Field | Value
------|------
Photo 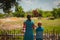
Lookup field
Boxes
[0,17,60,33]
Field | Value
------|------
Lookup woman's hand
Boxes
[21,28,26,33]
[33,25,36,29]
[22,22,26,33]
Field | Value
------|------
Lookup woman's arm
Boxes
[33,24,36,29]
[22,22,26,33]
[32,21,36,29]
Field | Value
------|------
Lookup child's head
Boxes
[38,22,42,27]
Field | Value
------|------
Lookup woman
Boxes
[23,15,35,40]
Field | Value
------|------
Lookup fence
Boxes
[0,29,60,40]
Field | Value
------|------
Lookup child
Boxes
[36,22,44,40]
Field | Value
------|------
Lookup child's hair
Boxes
[38,22,42,26]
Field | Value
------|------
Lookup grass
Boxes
[0,17,60,33]
[33,18,60,33]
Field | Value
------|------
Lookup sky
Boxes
[0,0,60,13]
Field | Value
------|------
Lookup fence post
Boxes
[58,33,60,40]
[52,28,55,40]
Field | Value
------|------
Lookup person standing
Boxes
[23,14,35,40]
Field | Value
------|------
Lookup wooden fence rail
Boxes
[0,33,60,40]
[0,30,60,40]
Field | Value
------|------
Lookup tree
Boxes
[37,9,43,17]
[0,0,22,17]
[0,0,16,13]
[52,8,57,18]
[32,9,39,17]
[13,6,25,17]
[52,8,60,18]
[57,8,60,17]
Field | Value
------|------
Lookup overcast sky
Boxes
[0,0,60,13]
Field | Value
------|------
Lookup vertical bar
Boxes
[14,29,15,40]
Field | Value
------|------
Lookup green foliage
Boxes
[0,3,60,18]
[13,6,25,17]
[52,8,60,18]
[0,13,5,18]
[43,11,52,17]
[37,9,43,15]
[0,0,16,13]
[57,8,60,17]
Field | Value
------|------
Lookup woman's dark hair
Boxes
[27,15,31,21]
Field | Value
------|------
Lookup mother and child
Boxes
[22,14,44,40]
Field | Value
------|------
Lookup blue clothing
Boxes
[24,20,34,40]
[36,27,44,40]
[36,38,43,40]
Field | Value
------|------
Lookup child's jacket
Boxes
[36,27,44,39]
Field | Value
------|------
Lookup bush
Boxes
[12,12,25,17]
[0,13,5,18]
[43,12,52,17]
